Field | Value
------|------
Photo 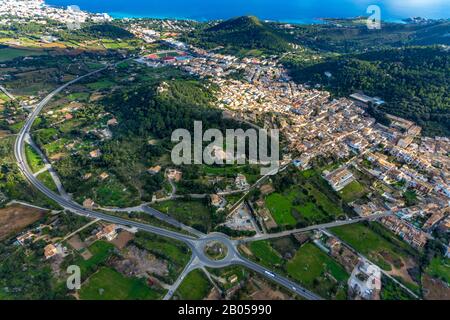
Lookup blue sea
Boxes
[46,0,450,23]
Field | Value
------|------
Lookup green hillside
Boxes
[287,20,450,53]
[81,24,134,39]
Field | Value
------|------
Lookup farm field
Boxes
[79,267,162,300]
[152,199,212,233]
[249,240,283,268]
[208,265,295,300]
[174,269,212,300]
[91,178,140,208]
[244,237,348,299]
[265,192,297,226]
[0,204,47,240]
[286,243,349,300]
[266,183,346,227]
[0,136,60,209]
[331,223,417,270]
[0,93,9,103]
[86,80,115,91]
[426,257,450,284]
[339,180,367,203]
[0,47,46,62]
[25,145,45,173]
[74,240,115,277]
[264,168,351,228]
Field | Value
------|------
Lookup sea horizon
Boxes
[108,11,331,25]
[46,0,450,24]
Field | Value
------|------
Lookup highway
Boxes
[236,257,323,300]
[0,84,16,100]
[12,63,322,301]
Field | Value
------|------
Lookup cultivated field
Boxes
[0,204,47,240]
[79,267,163,300]
[174,269,212,300]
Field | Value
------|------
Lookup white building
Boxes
[348,260,382,300]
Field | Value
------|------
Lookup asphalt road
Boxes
[239,212,393,243]
[0,85,15,100]
[12,63,322,301]
[236,258,323,300]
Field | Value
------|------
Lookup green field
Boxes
[67,92,90,102]
[265,192,297,225]
[0,93,9,102]
[202,164,260,184]
[93,178,140,208]
[266,184,345,227]
[249,240,283,268]
[37,171,58,192]
[152,199,212,233]
[86,80,115,91]
[25,145,45,173]
[74,241,115,277]
[0,47,45,62]
[79,267,162,300]
[175,269,212,300]
[331,223,417,273]
[43,138,69,154]
[381,275,416,300]
[339,180,367,203]
[244,238,349,299]
[265,169,348,227]
[426,257,450,284]
[286,243,349,299]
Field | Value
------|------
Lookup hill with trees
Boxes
[184,16,291,55]
[81,24,134,39]
[284,19,450,54]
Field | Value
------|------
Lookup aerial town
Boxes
[134,31,449,254]
[0,0,112,25]
[0,0,448,306]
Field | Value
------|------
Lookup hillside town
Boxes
[0,0,112,25]
[135,35,450,252]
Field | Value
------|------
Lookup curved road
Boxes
[12,64,322,300]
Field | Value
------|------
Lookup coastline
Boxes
[109,12,410,25]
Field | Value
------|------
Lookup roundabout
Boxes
[203,240,228,261]
[187,233,241,268]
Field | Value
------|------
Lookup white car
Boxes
[264,270,275,278]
